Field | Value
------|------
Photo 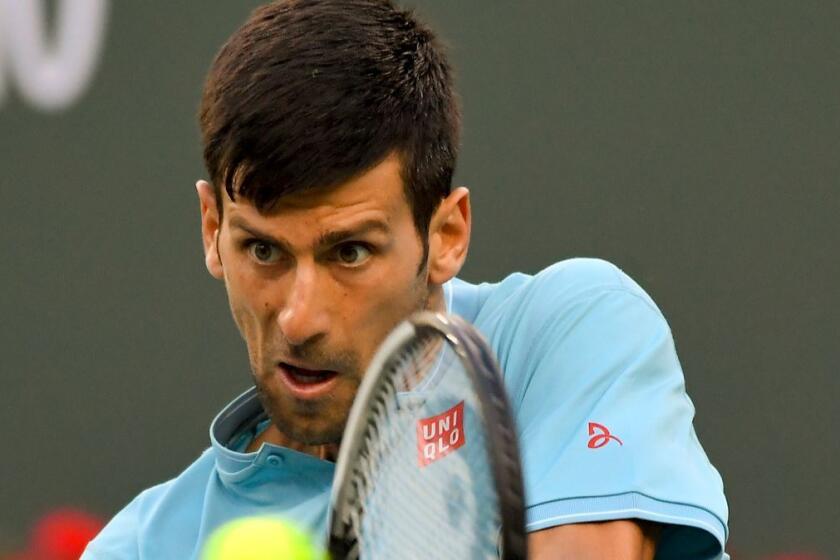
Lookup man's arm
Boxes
[488,259,727,557]
[528,520,661,560]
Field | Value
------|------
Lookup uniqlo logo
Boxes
[416,401,465,467]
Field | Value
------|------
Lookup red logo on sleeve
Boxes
[417,401,466,467]
[587,422,623,448]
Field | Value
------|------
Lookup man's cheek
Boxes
[229,299,263,352]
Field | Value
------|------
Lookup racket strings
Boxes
[336,334,503,559]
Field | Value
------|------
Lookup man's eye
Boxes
[336,243,372,266]
[247,241,281,263]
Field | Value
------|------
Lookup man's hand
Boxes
[528,519,661,560]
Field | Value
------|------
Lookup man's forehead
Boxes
[222,154,408,220]
[223,195,395,236]
[221,157,411,238]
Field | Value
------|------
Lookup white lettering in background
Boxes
[0,0,108,111]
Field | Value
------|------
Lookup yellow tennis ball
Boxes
[201,516,327,560]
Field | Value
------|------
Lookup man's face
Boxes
[212,155,433,445]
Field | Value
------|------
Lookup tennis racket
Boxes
[327,312,527,560]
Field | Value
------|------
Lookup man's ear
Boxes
[196,180,224,280]
[427,187,471,285]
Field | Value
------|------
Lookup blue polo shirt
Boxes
[83,258,728,559]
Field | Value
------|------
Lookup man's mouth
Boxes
[277,362,339,399]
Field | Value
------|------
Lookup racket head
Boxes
[327,312,527,560]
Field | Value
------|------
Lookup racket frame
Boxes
[327,311,528,560]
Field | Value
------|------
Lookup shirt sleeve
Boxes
[492,260,729,559]
[80,493,142,560]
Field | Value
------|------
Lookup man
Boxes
[84,0,728,558]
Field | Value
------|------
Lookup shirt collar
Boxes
[209,386,334,485]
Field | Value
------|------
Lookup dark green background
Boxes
[2,2,837,557]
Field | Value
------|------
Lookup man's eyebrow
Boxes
[228,216,390,249]
[317,219,391,248]
[228,216,291,251]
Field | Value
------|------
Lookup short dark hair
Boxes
[199,0,460,240]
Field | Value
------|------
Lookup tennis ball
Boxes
[202,516,327,560]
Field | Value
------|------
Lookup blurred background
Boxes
[1,1,837,558]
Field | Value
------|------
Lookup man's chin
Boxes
[253,373,354,445]
[273,415,346,446]
[265,396,348,445]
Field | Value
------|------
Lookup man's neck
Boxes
[426,283,446,315]
[245,425,340,461]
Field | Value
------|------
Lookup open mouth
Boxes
[277,362,339,398]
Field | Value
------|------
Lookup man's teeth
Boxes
[287,366,331,380]
[294,370,324,378]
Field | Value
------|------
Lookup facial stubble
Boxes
[255,263,431,447]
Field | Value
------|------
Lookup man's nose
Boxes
[277,264,330,347]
